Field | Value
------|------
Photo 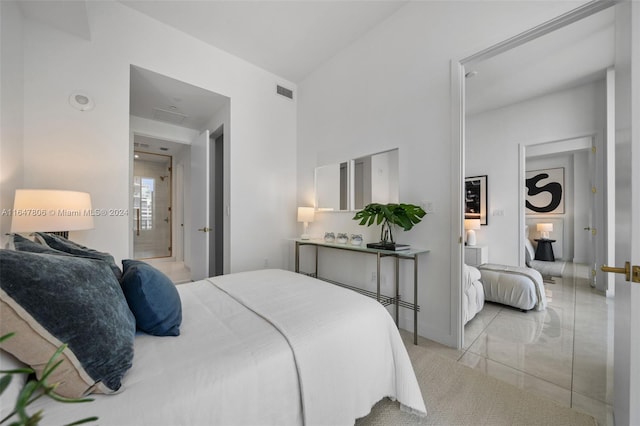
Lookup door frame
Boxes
[518,135,604,284]
[132,149,173,260]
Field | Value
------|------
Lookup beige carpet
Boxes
[356,342,596,426]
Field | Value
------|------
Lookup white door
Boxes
[610,2,639,424]
[190,130,210,281]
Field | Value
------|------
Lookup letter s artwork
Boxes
[525,168,565,214]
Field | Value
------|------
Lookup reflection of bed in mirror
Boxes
[463,264,485,324]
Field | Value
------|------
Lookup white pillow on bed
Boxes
[525,238,536,266]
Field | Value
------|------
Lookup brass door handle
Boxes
[601,262,640,283]
[198,227,212,232]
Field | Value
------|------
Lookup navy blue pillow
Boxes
[0,249,135,397]
[121,260,182,336]
[12,234,72,256]
[35,232,122,281]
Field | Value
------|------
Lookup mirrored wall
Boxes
[315,148,399,211]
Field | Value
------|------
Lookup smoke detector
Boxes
[69,91,95,111]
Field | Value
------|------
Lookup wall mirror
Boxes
[315,162,349,211]
[315,148,399,211]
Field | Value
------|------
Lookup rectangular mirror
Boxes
[353,149,399,210]
[315,162,349,211]
[314,148,399,211]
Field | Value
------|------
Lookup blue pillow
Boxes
[35,232,122,281]
[0,249,135,397]
[121,260,182,336]
[12,233,71,256]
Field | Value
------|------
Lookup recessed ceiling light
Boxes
[69,91,95,111]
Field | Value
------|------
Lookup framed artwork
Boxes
[465,175,487,225]
[525,167,565,214]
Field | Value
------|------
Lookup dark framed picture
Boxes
[465,175,487,225]
[525,167,564,214]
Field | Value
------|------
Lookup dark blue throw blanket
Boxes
[0,249,135,394]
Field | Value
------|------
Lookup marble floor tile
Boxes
[466,311,574,389]
[143,259,192,284]
[426,262,613,423]
[458,351,572,407]
[572,392,614,426]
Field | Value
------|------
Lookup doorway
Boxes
[209,130,224,277]
[129,65,231,281]
[133,151,172,259]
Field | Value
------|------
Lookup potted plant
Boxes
[352,203,426,249]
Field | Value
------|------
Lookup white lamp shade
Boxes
[537,222,553,239]
[297,207,315,223]
[10,189,94,233]
[464,219,481,230]
[536,223,553,233]
[464,219,481,246]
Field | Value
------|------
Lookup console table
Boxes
[294,239,429,345]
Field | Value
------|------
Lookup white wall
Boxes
[15,1,297,271]
[467,80,606,266]
[0,1,24,241]
[297,1,584,346]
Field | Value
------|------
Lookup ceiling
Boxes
[465,6,615,115]
[17,1,615,120]
[130,66,229,131]
[119,0,409,83]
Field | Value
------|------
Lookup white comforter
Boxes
[33,269,426,425]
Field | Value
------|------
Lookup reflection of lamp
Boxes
[537,223,553,239]
[464,219,481,246]
[11,189,94,239]
[297,207,315,240]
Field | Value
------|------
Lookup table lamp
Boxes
[11,189,94,239]
[464,219,481,246]
[297,207,315,240]
[537,223,553,239]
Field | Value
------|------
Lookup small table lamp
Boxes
[464,219,481,246]
[537,223,553,239]
[297,207,315,240]
[11,189,94,239]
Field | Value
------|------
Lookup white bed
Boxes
[463,264,484,324]
[478,264,547,311]
[29,269,426,425]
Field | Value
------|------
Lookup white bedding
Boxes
[32,269,425,425]
[478,264,547,311]
[462,264,484,324]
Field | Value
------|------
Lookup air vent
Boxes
[276,85,294,100]
[152,107,187,125]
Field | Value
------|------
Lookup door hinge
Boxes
[592,146,596,154]
[592,228,597,236]
[592,186,597,194]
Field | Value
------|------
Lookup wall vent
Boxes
[276,85,294,100]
